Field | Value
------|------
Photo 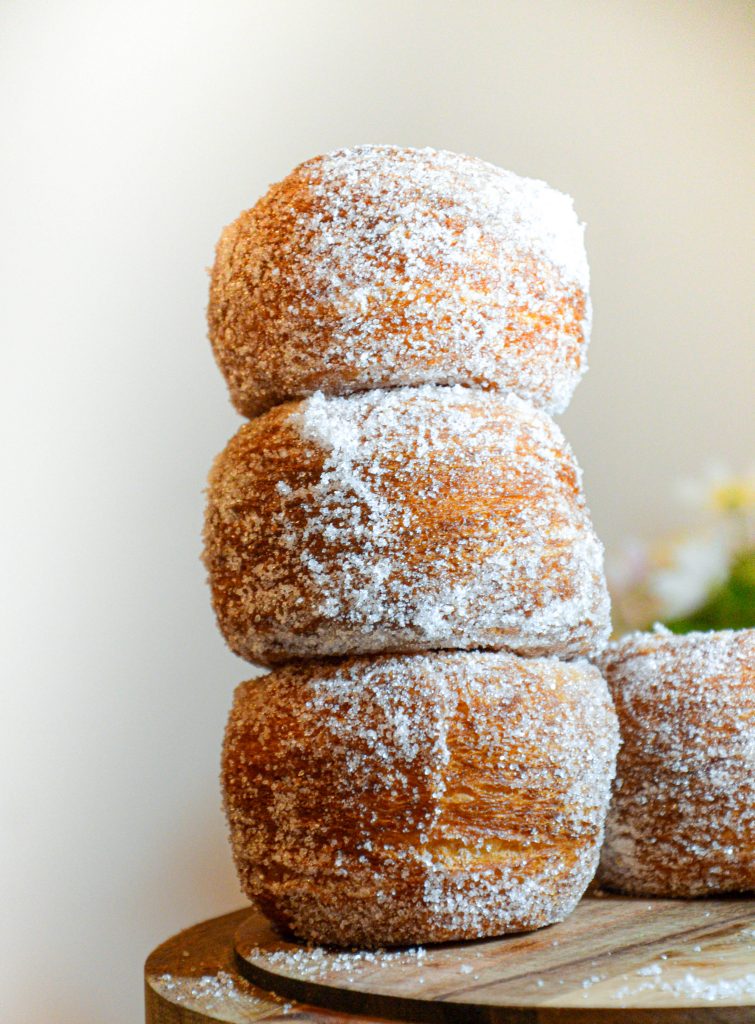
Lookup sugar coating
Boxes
[153,970,293,1015]
[203,385,611,666]
[208,145,591,418]
[598,626,754,897]
[222,649,619,947]
[245,944,433,984]
[611,969,755,1004]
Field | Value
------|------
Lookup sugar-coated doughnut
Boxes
[208,145,590,418]
[203,385,610,666]
[222,650,619,947]
[598,627,754,897]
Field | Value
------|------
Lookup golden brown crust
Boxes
[222,650,619,947]
[202,386,610,666]
[208,146,591,418]
[597,627,755,897]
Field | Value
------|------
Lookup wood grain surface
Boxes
[144,907,390,1023]
[234,896,755,1023]
[145,897,755,1024]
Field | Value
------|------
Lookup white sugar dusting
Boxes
[222,650,618,946]
[209,145,591,417]
[294,145,589,293]
[153,970,293,1014]
[246,943,430,983]
[204,385,611,666]
[598,628,755,896]
[611,967,755,1004]
[637,962,663,976]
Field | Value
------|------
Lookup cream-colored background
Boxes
[2,2,753,1021]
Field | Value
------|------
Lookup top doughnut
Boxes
[208,145,591,418]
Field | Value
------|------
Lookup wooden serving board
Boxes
[145,897,755,1024]
[144,907,388,1023]
[234,895,755,1023]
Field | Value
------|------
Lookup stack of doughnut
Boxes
[203,145,622,947]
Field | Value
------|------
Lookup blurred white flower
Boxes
[677,463,755,518]
[647,532,730,619]
[606,538,649,592]
[609,463,754,634]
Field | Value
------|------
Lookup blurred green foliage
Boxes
[664,550,755,634]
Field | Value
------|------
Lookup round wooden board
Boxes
[144,907,390,1023]
[233,895,755,1023]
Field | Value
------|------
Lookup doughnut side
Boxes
[208,145,590,418]
[598,627,755,897]
[202,385,611,665]
[221,650,619,947]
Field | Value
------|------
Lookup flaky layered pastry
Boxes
[222,650,619,947]
[598,627,754,897]
[208,145,591,418]
[203,385,610,665]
